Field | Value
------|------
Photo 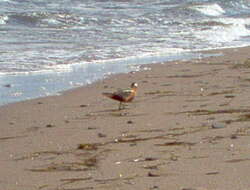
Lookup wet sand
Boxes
[1,46,250,190]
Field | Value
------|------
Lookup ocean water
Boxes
[0,0,250,105]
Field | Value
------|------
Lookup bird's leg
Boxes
[119,102,122,110]
[119,102,126,110]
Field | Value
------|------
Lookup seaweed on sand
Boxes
[60,177,93,185]
[155,141,196,147]
[207,90,234,96]
[0,135,27,141]
[232,58,250,69]
[28,157,98,172]
[180,109,250,116]
[77,143,100,151]
[113,134,170,144]
[225,158,250,163]
[144,90,174,95]
[14,150,72,161]
[225,113,250,124]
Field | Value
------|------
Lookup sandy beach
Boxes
[1,46,250,190]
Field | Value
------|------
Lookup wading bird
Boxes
[102,82,138,110]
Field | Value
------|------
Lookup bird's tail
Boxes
[102,92,114,98]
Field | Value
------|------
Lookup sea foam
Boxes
[194,17,250,44]
[0,15,8,24]
[191,3,225,16]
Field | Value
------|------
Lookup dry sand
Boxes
[1,46,250,190]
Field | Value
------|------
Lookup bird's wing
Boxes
[115,88,133,98]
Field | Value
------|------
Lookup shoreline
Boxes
[0,44,243,107]
[0,49,205,107]
[1,46,250,190]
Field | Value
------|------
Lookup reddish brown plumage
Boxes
[102,82,138,110]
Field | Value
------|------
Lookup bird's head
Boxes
[131,82,138,89]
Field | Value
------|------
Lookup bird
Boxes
[102,82,138,110]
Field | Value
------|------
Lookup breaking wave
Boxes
[190,3,225,17]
